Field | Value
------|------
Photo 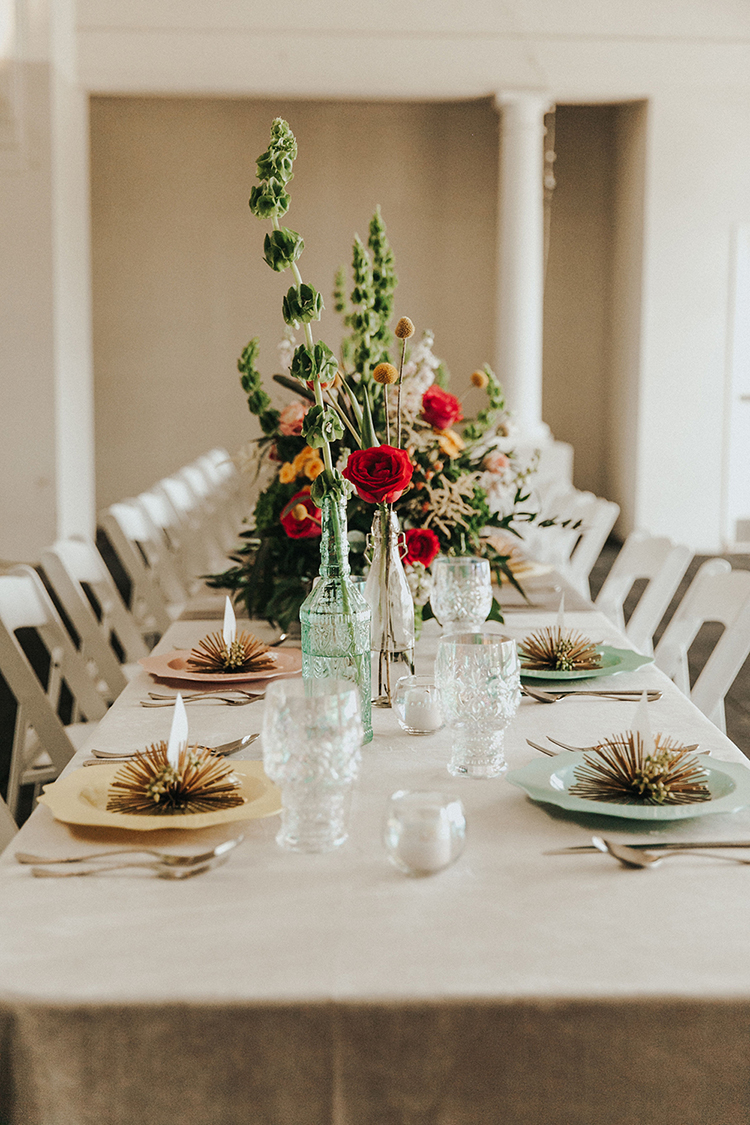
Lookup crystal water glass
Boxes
[393,675,444,735]
[435,632,521,778]
[430,556,493,633]
[384,790,466,876]
[262,678,363,852]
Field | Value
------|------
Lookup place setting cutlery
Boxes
[546,836,750,856]
[141,689,265,707]
[82,733,260,766]
[16,835,244,878]
[525,736,700,758]
[523,686,662,704]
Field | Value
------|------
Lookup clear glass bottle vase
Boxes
[300,493,373,743]
[364,504,416,705]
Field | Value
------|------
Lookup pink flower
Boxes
[484,450,510,474]
[278,400,309,437]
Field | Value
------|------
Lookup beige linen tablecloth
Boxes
[2,602,750,1125]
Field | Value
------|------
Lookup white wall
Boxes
[0,0,94,562]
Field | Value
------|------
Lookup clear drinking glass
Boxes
[384,790,466,876]
[430,556,493,634]
[393,675,444,735]
[262,678,363,852]
[434,632,521,778]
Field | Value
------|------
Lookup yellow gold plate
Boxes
[38,760,281,831]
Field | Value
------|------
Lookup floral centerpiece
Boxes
[209,118,548,639]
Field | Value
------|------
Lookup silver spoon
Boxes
[17,835,244,867]
[592,837,750,869]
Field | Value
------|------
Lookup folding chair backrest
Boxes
[654,559,750,731]
[98,502,176,636]
[565,493,620,599]
[42,538,148,688]
[595,531,693,654]
[0,569,106,816]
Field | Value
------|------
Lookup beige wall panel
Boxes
[543,104,616,499]
[90,97,499,509]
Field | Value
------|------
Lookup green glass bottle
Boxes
[300,493,373,743]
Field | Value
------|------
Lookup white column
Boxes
[494,91,553,440]
[0,0,95,561]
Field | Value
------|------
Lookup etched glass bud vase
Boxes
[300,493,373,743]
[364,504,416,705]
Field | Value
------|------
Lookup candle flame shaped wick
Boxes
[222,596,237,648]
[166,693,188,770]
[633,690,656,756]
[556,592,565,633]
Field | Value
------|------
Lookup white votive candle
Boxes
[403,688,442,733]
[396,811,453,874]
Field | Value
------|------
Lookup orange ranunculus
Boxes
[304,455,325,480]
[437,429,465,459]
[279,462,297,484]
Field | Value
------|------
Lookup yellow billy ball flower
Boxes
[304,456,325,480]
[471,369,489,389]
[373,362,399,385]
[291,504,309,521]
[394,317,415,339]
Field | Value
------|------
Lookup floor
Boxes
[588,542,750,759]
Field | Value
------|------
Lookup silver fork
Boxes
[141,695,263,707]
[546,736,700,754]
[523,686,662,703]
[592,837,750,869]
[31,858,230,879]
[16,835,243,867]
[147,689,263,701]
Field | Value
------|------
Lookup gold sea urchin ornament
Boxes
[187,630,276,675]
[569,734,711,806]
[518,626,602,672]
[107,742,247,815]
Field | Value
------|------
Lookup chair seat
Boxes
[22,721,97,782]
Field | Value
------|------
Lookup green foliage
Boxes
[368,207,397,360]
[255,119,297,183]
[249,180,290,220]
[263,228,304,271]
[302,404,344,448]
[290,341,338,385]
[282,283,323,327]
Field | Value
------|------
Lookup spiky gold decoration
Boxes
[569,734,710,806]
[107,742,247,815]
[518,626,602,672]
[187,630,276,674]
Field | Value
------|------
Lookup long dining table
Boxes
[2,575,750,1125]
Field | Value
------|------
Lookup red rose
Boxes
[403,528,440,568]
[421,384,463,431]
[342,445,413,505]
[280,490,322,539]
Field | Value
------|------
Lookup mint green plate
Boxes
[520,644,654,681]
[506,752,750,821]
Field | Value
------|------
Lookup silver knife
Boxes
[547,839,750,854]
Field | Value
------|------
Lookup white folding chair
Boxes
[0,568,108,818]
[98,501,182,637]
[595,531,693,655]
[654,558,750,732]
[41,537,149,694]
[527,486,620,599]
[0,793,18,852]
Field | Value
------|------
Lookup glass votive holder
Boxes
[393,675,444,735]
[384,790,466,876]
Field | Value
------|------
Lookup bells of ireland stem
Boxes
[363,504,416,706]
[300,493,373,744]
